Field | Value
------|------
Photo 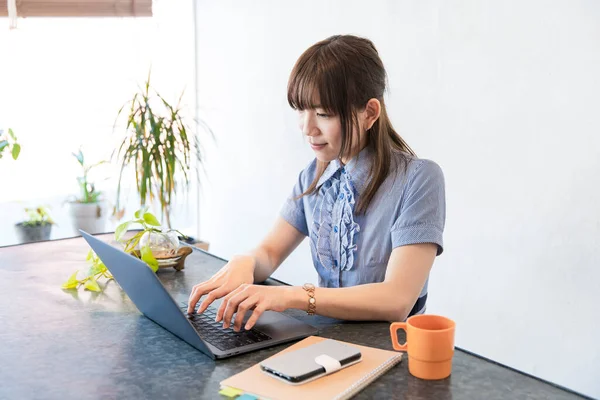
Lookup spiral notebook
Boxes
[220,336,403,400]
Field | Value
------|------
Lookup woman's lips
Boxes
[310,143,327,150]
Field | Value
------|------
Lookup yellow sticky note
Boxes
[219,387,244,398]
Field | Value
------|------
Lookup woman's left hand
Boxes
[216,284,294,331]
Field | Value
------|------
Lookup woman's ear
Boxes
[363,98,381,131]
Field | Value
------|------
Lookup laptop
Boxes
[80,230,318,360]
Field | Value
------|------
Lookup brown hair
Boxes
[287,34,415,215]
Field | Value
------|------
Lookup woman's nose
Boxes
[301,112,318,137]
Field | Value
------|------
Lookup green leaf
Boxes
[84,276,101,292]
[72,149,84,166]
[86,250,94,261]
[143,212,161,227]
[134,206,149,219]
[88,261,106,277]
[8,128,16,141]
[11,143,21,160]
[0,140,8,152]
[89,191,102,203]
[115,221,131,241]
[140,245,159,272]
[61,270,80,289]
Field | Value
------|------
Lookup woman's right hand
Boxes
[186,254,256,314]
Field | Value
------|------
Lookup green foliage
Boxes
[140,244,159,273]
[0,128,21,160]
[116,207,188,272]
[112,73,207,229]
[115,206,160,273]
[62,207,189,292]
[61,250,113,292]
[72,148,107,204]
[22,206,55,227]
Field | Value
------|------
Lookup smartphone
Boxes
[259,339,362,385]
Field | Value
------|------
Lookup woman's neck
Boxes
[340,137,370,165]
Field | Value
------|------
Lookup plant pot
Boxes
[14,222,52,243]
[140,230,180,258]
[126,230,189,271]
[69,201,108,235]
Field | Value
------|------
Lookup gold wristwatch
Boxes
[302,283,316,315]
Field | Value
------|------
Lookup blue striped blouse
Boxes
[280,145,446,316]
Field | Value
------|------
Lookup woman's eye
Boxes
[316,113,330,118]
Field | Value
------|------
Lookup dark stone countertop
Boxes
[0,234,588,400]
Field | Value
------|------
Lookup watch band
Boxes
[302,283,316,315]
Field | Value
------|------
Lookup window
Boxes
[0,1,198,245]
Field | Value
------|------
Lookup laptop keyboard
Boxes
[181,305,272,351]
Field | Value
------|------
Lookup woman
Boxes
[187,34,445,332]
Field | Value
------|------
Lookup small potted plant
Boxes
[68,148,108,234]
[14,206,56,243]
[115,207,192,271]
[61,207,192,292]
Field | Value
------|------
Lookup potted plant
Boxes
[0,128,21,160]
[14,206,56,243]
[113,74,210,250]
[67,148,109,234]
[61,207,193,292]
[115,206,192,271]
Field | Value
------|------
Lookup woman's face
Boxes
[298,106,367,164]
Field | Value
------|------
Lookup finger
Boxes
[244,305,266,331]
[216,283,248,322]
[187,269,229,312]
[233,296,259,332]
[216,287,240,322]
[187,282,215,313]
[198,287,229,314]
[223,289,250,329]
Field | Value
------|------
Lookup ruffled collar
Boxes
[316,145,374,194]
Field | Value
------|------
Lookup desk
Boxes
[0,234,586,400]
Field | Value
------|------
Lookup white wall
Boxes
[194,1,600,397]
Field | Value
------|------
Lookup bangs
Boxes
[287,47,340,114]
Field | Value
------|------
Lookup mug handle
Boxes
[390,322,408,351]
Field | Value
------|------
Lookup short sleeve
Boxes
[280,169,310,236]
[390,159,446,255]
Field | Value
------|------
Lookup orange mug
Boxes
[390,314,456,380]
